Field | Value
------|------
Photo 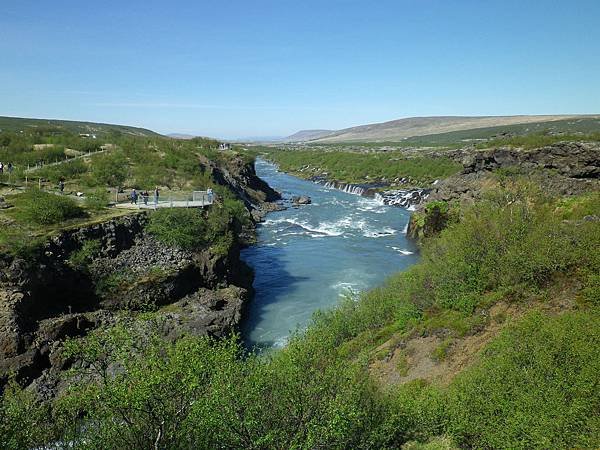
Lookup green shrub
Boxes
[479,131,600,149]
[85,188,110,210]
[36,158,88,182]
[147,208,207,249]
[68,239,102,270]
[13,189,84,225]
[95,269,135,298]
[89,151,128,187]
[579,272,600,307]
[447,311,600,449]
[46,319,398,449]
[0,381,55,449]
[0,228,44,259]
[431,338,453,362]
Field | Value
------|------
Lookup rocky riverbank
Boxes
[0,155,281,397]
[407,141,600,239]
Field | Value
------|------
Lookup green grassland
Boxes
[0,118,251,257]
[260,148,462,186]
[0,115,161,138]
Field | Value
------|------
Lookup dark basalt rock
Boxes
[0,156,278,396]
[407,142,600,242]
[462,142,600,179]
[291,195,312,206]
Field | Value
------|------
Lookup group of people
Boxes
[0,162,14,174]
[130,187,160,205]
[129,187,214,206]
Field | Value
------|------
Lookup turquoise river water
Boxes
[241,159,419,349]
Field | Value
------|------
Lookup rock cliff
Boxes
[0,155,279,395]
[407,142,600,240]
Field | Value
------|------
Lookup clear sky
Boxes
[1,0,599,138]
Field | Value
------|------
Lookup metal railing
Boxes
[119,190,214,209]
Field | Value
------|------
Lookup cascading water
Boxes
[241,159,420,350]
[375,189,430,209]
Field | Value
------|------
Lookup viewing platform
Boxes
[114,190,214,210]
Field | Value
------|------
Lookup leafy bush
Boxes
[35,158,88,182]
[447,311,600,449]
[84,187,110,210]
[43,320,398,449]
[12,189,84,225]
[89,151,128,187]
[147,208,207,249]
[94,269,136,298]
[68,239,102,270]
[0,381,55,449]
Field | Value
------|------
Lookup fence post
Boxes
[38,178,41,189]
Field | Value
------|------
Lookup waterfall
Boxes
[341,184,365,195]
[376,189,430,209]
[319,178,427,208]
[321,180,364,196]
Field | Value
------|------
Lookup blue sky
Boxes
[1,0,599,138]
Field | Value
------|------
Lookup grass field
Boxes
[0,115,161,138]
[260,148,462,186]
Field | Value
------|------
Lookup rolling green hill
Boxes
[0,116,162,138]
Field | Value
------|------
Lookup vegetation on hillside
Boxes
[0,123,252,256]
[477,131,600,149]
[147,198,250,252]
[0,115,160,138]
[10,189,84,225]
[2,181,598,448]
[262,149,462,186]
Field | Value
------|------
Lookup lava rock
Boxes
[291,195,312,205]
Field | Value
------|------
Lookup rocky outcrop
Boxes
[461,142,600,178]
[291,195,311,206]
[0,213,253,393]
[426,142,599,206]
[407,142,600,241]
[0,156,278,394]
[407,202,453,240]
[160,286,248,340]
[199,154,281,220]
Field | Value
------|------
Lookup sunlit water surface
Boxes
[241,159,419,349]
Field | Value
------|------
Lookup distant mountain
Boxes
[284,129,335,142]
[289,115,597,143]
[167,133,196,139]
[232,136,286,143]
[0,116,161,138]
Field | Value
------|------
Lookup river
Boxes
[241,159,419,349]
